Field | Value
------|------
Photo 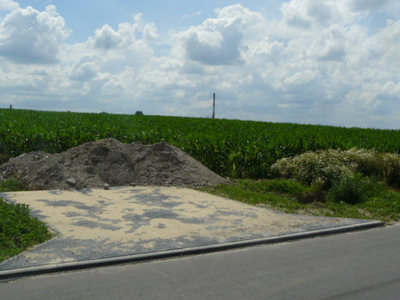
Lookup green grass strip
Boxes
[199,179,400,224]
[0,180,54,263]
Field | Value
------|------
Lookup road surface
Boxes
[1,225,399,300]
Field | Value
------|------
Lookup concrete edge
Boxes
[0,220,385,281]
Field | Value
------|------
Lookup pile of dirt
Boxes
[0,138,231,190]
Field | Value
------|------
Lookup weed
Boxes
[0,178,27,192]
[328,173,385,205]
[0,180,53,263]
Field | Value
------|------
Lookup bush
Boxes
[271,148,400,189]
[382,153,400,187]
[339,148,383,178]
[270,150,352,189]
[328,173,385,205]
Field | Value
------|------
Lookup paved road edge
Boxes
[0,220,385,281]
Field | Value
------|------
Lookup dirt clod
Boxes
[0,138,231,190]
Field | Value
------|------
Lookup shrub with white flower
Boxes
[271,148,400,189]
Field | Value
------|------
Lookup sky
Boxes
[1,0,400,129]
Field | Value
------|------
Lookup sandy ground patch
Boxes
[0,186,371,271]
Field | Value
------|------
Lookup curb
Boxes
[0,220,385,281]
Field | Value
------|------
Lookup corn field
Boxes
[1,108,400,179]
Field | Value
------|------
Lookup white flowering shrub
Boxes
[271,148,400,189]
[381,153,400,187]
[270,150,352,189]
[339,148,384,178]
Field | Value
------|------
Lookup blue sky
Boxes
[1,0,400,129]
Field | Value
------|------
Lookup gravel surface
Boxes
[0,138,231,190]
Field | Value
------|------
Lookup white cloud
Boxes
[280,0,364,29]
[349,0,389,12]
[71,59,98,82]
[143,22,159,41]
[0,0,19,11]
[0,5,70,64]
[93,24,122,50]
[370,20,400,68]
[312,26,347,62]
[184,27,243,65]
[179,4,264,66]
[91,13,159,52]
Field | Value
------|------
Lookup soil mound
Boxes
[0,138,231,190]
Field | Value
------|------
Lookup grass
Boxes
[199,179,400,224]
[0,179,54,263]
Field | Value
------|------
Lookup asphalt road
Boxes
[1,225,399,300]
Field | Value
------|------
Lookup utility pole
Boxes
[212,93,216,119]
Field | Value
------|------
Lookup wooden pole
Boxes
[212,93,215,119]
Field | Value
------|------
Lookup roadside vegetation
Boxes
[200,149,400,224]
[0,179,54,263]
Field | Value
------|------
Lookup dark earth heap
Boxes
[0,138,230,190]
